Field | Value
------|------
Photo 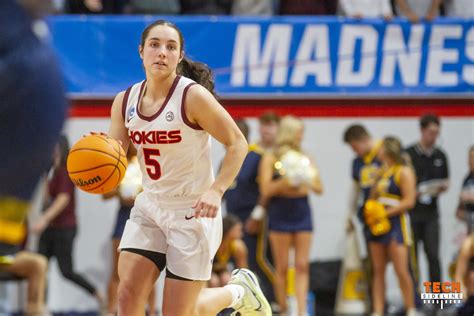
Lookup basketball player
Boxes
[0,2,66,314]
[366,137,417,316]
[107,20,271,315]
[259,116,323,316]
[223,112,279,305]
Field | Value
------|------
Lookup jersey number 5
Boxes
[143,148,161,180]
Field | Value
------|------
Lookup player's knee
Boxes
[195,300,212,316]
[34,255,48,274]
[26,254,48,277]
[294,260,309,274]
[117,280,140,306]
[275,264,288,276]
[372,263,385,276]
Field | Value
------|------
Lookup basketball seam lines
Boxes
[96,135,121,156]
[68,163,119,174]
[69,148,127,169]
[79,161,122,193]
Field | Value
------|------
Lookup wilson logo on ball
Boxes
[72,176,102,187]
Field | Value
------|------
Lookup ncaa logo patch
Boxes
[166,111,174,122]
[127,106,136,122]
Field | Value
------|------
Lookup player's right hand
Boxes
[83,132,123,147]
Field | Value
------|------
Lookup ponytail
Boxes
[177,57,217,97]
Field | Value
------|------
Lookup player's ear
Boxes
[179,51,184,63]
[139,45,143,59]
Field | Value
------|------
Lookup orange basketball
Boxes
[67,134,127,194]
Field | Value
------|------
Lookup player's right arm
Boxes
[109,91,130,154]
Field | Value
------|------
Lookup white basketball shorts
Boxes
[119,192,223,281]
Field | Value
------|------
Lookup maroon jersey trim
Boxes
[181,83,203,130]
[137,76,181,122]
[121,86,132,122]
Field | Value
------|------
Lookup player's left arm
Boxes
[186,85,248,218]
[386,166,416,217]
[233,239,249,269]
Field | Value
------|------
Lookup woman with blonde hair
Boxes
[365,136,417,316]
[259,116,323,315]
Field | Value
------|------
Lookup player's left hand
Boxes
[193,189,221,218]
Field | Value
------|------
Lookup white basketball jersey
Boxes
[123,76,214,200]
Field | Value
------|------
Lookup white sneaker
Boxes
[228,268,272,316]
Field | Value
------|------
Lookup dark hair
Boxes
[259,111,280,124]
[57,134,70,168]
[420,113,440,129]
[223,214,241,237]
[140,20,216,97]
[235,119,249,141]
[343,124,370,143]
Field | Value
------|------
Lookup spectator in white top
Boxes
[395,0,442,23]
[232,0,273,15]
[340,0,393,19]
[444,0,474,18]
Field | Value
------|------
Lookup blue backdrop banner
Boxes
[46,16,474,97]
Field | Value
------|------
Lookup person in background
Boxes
[343,125,382,239]
[223,112,280,307]
[103,148,156,315]
[343,124,382,307]
[279,0,337,15]
[339,0,393,19]
[406,113,449,284]
[0,230,48,315]
[395,0,442,22]
[366,136,417,316]
[444,0,474,18]
[259,116,323,316]
[66,0,126,13]
[454,231,474,315]
[32,135,104,309]
[125,0,180,14]
[231,0,273,15]
[180,0,231,14]
[0,2,66,315]
[456,146,474,233]
[210,214,248,288]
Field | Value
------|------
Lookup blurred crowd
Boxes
[46,0,474,19]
